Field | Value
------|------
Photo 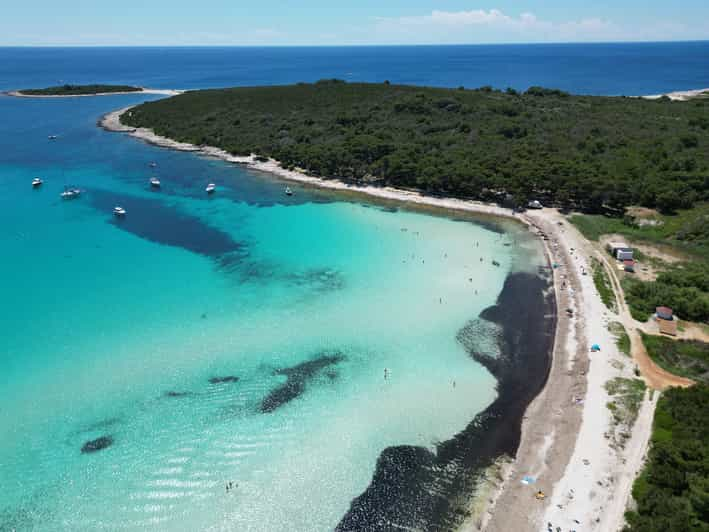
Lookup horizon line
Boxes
[2,39,709,49]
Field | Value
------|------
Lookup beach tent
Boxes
[591,344,601,352]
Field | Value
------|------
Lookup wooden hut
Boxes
[656,306,673,320]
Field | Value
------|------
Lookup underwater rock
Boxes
[208,376,240,384]
[81,435,113,454]
[260,352,344,413]
[163,390,192,398]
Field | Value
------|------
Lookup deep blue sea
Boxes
[0,43,706,531]
[1,42,709,95]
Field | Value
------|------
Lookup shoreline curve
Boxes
[100,102,645,531]
[99,106,525,223]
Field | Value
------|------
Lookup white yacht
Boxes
[32,177,43,188]
[285,186,293,196]
[60,187,81,199]
[113,206,126,217]
[149,162,157,168]
[48,135,58,140]
[150,177,161,188]
[206,183,216,194]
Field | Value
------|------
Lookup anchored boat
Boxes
[113,206,126,217]
[60,187,81,199]
[32,177,43,188]
[206,183,216,194]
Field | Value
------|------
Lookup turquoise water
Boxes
[0,91,546,530]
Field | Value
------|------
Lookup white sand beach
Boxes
[643,87,709,101]
[477,209,659,532]
[101,104,660,532]
[101,107,518,221]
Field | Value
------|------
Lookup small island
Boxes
[16,84,143,96]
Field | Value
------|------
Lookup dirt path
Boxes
[593,250,694,390]
[600,389,659,532]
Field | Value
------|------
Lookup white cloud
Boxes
[370,9,649,43]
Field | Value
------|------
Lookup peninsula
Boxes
[9,84,183,98]
[118,80,709,214]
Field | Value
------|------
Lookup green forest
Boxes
[624,385,709,531]
[623,261,709,322]
[19,84,142,95]
[122,80,709,212]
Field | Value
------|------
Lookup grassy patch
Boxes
[592,258,617,311]
[604,377,646,449]
[640,332,709,383]
[569,203,709,258]
[609,321,631,356]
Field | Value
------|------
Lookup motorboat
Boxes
[285,186,293,196]
[113,206,126,217]
[149,162,157,168]
[206,183,216,194]
[32,177,43,188]
[150,177,161,188]
[60,187,81,199]
[48,135,58,140]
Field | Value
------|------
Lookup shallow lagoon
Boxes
[0,91,549,530]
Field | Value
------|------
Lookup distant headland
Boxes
[6,84,183,98]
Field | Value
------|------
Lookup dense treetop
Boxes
[625,384,709,531]
[123,80,709,212]
[19,84,142,95]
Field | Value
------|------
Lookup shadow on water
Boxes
[86,188,246,259]
[337,271,556,531]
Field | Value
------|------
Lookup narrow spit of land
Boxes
[7,85,183,97]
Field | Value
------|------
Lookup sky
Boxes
[2,0,709,46]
